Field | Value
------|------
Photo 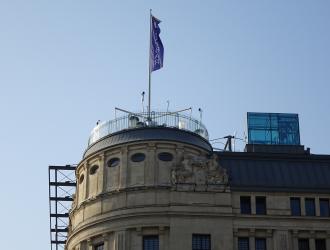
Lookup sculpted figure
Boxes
[207,154,229,185]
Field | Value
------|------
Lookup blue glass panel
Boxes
[192,234,211,250]
[290,197,301,216]
[238,238,249,250]
[305,198,316,216]
[143,236,159,250]
[256,238,266,250]
[320,199,330,217]
[247,112,300,145]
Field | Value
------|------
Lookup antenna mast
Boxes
[148,9,152,121]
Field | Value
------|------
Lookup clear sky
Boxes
[0,1,329,249]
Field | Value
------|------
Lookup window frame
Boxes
[240,196,252,214]
[319,198,330,217]
[315,239,326,250]
[143,235,159,250]
[290,197,301,216]
[256,196,267,215]
[131,153,146,163]
[305,198,316,216]
[192,234,211,250]
[255,238,267,250]
[298,238,310,250]
[238,237,250,250]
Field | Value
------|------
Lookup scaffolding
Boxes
[48,165,76,250]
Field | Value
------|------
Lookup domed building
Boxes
[51,112,330,250]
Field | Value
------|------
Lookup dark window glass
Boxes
[107,157,120,167]
[143,235,159,250]
[238,237,249,250]
[320,199,330,217]
[158,152,173,162]
[315,239,326,250]
[305,198,316,216]
[298,239,310,250]
[255,238,266,250]
[90,165,99,175]
[192,234,211,250]
[94,243,104,250]
[290,197,301,216]
[131,153,146,162]
[240,196,251,214]
[256,196,266,215]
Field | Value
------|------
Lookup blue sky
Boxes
[0,1,329,249]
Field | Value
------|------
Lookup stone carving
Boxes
[171,153,229,187]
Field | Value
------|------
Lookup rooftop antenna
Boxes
[223,135,234,152]
[166,100,170,113]
[141,91,145,113]
[233,131,237,152]
[198,108,203,124]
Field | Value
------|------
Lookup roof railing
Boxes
[88,111,209,146]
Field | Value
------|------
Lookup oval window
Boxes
[158,152,173,162]
[89,165,99,175]
[131,153,146,162]
[108,157,120,168]
[79,174,84,184]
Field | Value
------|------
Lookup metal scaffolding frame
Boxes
[48,165,76,250]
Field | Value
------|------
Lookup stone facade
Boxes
[66,129,330,250]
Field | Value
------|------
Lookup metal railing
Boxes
[88,111,209,146]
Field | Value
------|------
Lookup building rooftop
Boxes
[217,151,330,193]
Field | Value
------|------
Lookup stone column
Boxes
[98,153,105,194]
[102,233,109,250]
[292,230,299,250]
[310,231,316,250]
[159,226,167,250]
[251,195,256,215]
[119,146,128,189]
[249,229,255,250]
[266,229,273,250]
[233,229,238,250]
[87,239,93,250]
[326,231,330,250]
[301,197,306,216]
[83,163,89,200]
[315,197,321,216]
[115,230,128,250]
[145,143,156,186]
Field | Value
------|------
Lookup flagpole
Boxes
[148,9,152,121]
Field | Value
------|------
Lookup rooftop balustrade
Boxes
[88,111,209,146]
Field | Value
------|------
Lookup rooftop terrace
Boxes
[88,111,209,146]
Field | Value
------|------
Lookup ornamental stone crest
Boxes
[171,153,229,191]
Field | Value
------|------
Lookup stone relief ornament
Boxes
[171,153,229,189]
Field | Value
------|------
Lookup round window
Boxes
[108,157,120,167]
[158,152,173,162]
[131,153,146,162]
[79,174,84,184]
[89,165,99,175]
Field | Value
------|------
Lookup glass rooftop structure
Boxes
[247,112,300,145]
[88,111,209,146]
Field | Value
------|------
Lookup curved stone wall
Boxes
[67,129,233,250]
